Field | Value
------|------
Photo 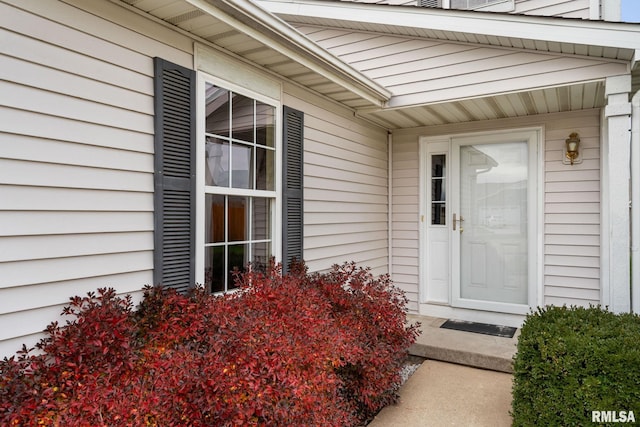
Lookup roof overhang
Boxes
[258,0,640,61]
[117,0,391,108]
[259,0,640,129]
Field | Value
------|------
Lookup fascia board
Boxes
[187,0,391,106]
[259,0,640,52]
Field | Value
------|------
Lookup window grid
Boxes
[204,82,276,294]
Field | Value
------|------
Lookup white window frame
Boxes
[195,71,282,289]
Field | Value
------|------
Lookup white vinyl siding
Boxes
[543,109,601,306]
[339,0,590,18]
[284,85,389,276]
[295,26,627,108]
[514,0,590,19]
[392,109,601,311]
[0,0,192,356]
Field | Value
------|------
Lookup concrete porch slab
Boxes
[406,314,519,374]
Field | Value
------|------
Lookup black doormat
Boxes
[440,319,517,338]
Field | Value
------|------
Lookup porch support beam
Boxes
[602,74,632,313]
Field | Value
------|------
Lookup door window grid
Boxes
[431,154,446,225]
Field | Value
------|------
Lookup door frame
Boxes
[419,127,544,319]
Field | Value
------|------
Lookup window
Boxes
[203,82,276,292]
[154,56,304,293]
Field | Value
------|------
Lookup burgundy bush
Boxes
[1,262,419,426]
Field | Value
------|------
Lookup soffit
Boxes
[259,0,636,129]
[360,81,606,129]
[259,0,639,62]
[117,0,390,109]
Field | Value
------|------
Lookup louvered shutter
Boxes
[153,57,196,292]
[282,106,304,273]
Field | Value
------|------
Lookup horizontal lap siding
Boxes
[284,86,389,276]
[543,110,600,307]
[392,110,601,313]
[295,25,625,107]
[391,134,420,311]
[515,0,590,18]
[0,0,192,356]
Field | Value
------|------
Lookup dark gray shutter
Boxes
[153,57,196,292]
[282,106,304,273]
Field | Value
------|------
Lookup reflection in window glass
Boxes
[228,196,248,242]
[205,83,276,191]
[431,154,446,225]
[205,137,229,187]
[205,84,230,137]
[256,147,274,191]
[231,93,254,144]
[203,81,277,294]
[205,246,225,293]
[256,101,275,147]
[252,198,271,241]
[205,194,225,244]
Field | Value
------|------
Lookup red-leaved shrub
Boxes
[1,262,419,426]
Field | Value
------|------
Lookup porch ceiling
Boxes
[258,0,640,61]
[360,81,606,129]
[116,0,390,109]
[259,0,637,129]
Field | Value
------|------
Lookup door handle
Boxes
[453,213,464,231]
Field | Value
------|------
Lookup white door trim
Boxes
[419,127,544,321]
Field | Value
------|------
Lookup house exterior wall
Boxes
[294,25,628,108]
[284,85,390,275]
[514,0,590,18]
[0,0,389,357]
[340,0,591,18]
[392,109,601,312]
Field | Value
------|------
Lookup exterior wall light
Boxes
[565,132,580,165]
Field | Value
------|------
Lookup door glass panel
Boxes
[459,142,528,305]
[431,154,446,225]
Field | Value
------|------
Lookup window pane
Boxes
[432,179,445,202]
[432,203,446,225]
[205,194,225,243]
[256,147,274,191]
[252,197,271,241]
[205,84,230,137]
[205,246,225,293]
[256,102,275,147]
[432,154,445,177]
[231,143,252,189]
[228,196,248,242]
[252,242,271,271]
[228,244,248,290]
[205,137,229,187]
[231,93,254,144]
[431,154,446,225]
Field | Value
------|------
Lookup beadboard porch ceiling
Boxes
[259,0,639,129]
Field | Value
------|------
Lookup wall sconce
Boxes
[565,132,580,165]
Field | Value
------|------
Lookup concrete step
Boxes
[406,314,519,373]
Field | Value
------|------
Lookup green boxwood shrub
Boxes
[512,305,640,426]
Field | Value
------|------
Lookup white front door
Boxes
[422,130,539,317]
